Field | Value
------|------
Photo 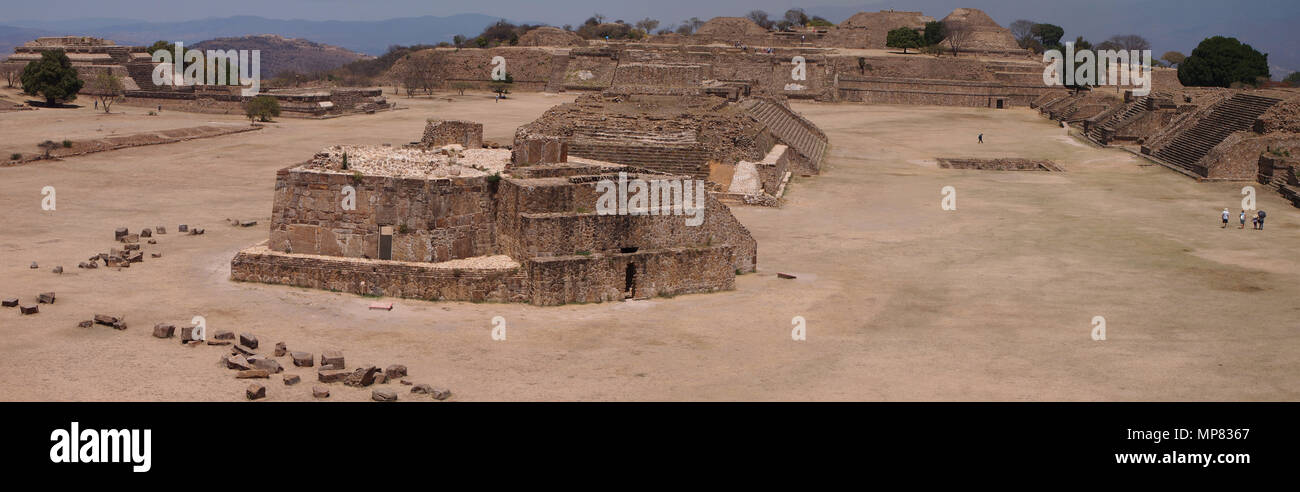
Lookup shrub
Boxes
[61,140,72,148]
[10,153,21,160]
[244,95,281,123]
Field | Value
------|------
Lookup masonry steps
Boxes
[738,97,828,169]
[1152,93,1282,176]
[1086,96,1152,145]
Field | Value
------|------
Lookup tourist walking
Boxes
[978,133,983,144]
[1221,208,1230,228]
[1256,210,1266,230]
[1240,210,1247,229]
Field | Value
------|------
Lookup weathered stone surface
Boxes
[371,389,398,402]
[155,226,166,235]
[237,369,270,379]
[233,344,257,356]
[207,339,231,346]
[239,220,258,227]
[274,342,286,357]
[93,314,120,326]
[52,266,63,274]
[318,369,350,383]
[430,388,452,400]
[29,262,37,269]
[126,251,143,263]
[312,386,330,398]
[291,352,314,367]
[344,366,381,387]
[320,351,344,369]
[225,354,251,370]
[37,292,55,304]
[180,326,197,342]
[77,320,93,328]
[114,227,128,240]
[239,333,258,349]
[151,252,162,258]
[121,233,139,243]
[19,304,38,315]
[385,364,407,379]
[252,358,284,374]
[411,384,434,394]
[283,374,301,385]
[140,228,152,238]
[112,321,127,330]
[178,224,188,233]
[212,331,235,340]
[124,243,139,251]
[1,298,17,307]
[399,379,412,386]
[152,324,175,338]
[246,384,266,400]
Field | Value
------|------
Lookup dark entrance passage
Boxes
[624,263,636,299]
[379,226,393,260]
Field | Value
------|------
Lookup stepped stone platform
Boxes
[232,126,757,306]
[1147,93,1282,177]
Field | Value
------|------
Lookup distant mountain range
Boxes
[192,35,368,78]
[0,14,510,56]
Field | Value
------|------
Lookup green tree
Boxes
[244,95,281,123]
[1178,36,1269,87]
[20,50,84,106]
[922,21,946,47]
[1284,72,1300,86]
[1031,23,1065,49]
[886,27,923,54]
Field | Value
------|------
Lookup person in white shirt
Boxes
[1221,209,1230,228]
[1239,210,1247,229]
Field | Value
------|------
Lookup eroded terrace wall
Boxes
[268,168,496,262]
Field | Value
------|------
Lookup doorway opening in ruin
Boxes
[379,226,393,260]
[624,263,636,299]
[620,247,638,254]
[995,98,1005,109]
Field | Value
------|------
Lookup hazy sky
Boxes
[8,0,1298,73]
[8,0,1293,28]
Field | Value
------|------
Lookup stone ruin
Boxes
[511,89,828,206]
[0,36,154,94]
[230,125,758,306]
[937,158,1063,172]
[1040,87,1300,181]
[420,119,483,149]
[2,36,393,117]
[517,26,586,47]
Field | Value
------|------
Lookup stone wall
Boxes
[526,246,736,305]
[268,168,496,262]
[231,245,529,302]
[422,119,483,148]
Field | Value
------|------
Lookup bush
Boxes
[61,140,72,148]
[10,153,21,160]
[244,95,281,123]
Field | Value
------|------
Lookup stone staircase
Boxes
[566,143,712,179]
[1151,93,1282,176]
[738,97,828,170]
[125,62,163,91]
[1086,96,1151,145]
[543,54,571,93]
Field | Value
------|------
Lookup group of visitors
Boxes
[1222,208,1266,230]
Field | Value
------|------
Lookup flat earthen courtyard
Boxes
[2,87,1297,401]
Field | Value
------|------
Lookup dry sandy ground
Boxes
[1,86,1297,401]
